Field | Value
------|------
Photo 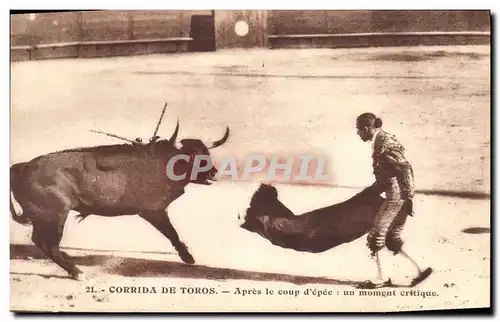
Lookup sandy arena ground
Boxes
[9,45,490,312]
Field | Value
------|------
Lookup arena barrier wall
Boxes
[10,11,210,61]
[11,10,491,61]
[267,10,490,48]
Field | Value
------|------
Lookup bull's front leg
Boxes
[164,188,185,206]
[139,210,195,264]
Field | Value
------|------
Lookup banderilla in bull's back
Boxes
[10,101,230,280]
[89,101,169,145]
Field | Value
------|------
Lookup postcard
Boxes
[9,9,491,313]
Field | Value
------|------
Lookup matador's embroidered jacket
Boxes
[372,130,415,200]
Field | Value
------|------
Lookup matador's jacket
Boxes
[371,129,415,201]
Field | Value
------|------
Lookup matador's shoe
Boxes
[410,267,433,287]
[356,278,393,289]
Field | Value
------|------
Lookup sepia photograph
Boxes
[9,9,491,313]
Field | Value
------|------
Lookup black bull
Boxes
[10,123,229,280]
[240,184,412,253]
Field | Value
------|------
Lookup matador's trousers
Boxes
[367,177,409,256]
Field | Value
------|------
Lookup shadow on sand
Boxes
[10,244,360,286]
[462,227,490,234]
[11,272,76,280]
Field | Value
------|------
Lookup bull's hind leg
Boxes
[31,212,84,280]
[139,210,195,264]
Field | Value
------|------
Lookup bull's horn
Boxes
[167,119,180,145]
[209,126,230,149]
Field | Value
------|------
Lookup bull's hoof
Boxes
[69,270,86,281]
[178,250,195,265]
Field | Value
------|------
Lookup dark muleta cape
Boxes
[240,184,412,253]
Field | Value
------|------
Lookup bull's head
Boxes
[163,125,230,185]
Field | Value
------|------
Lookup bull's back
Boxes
[74,151,181,212]
[13,149,184,214]
[15,152,127,208]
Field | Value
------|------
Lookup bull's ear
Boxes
[178,139,188,150]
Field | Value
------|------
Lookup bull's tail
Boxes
[10,163,30,225]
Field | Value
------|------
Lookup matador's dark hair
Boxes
[356,113,383,128]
